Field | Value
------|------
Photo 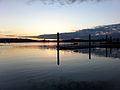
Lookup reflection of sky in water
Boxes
[0,43,120,90]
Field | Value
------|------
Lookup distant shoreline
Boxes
[0,38,120,43]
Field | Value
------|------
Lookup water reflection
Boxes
[0,43,120,90]
[73,48,120,59]
[57,48,60,65]
[1,43,120,60]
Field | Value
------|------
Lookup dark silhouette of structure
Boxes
[57,32,60,65]
[89,34,91,59]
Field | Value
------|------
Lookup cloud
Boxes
[0,0,107,5]
[27,0,106,5]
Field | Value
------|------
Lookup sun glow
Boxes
[0,0,120,37]
[37,17,71,34]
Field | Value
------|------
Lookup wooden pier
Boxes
[56,32,120,61]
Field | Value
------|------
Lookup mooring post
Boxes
[110,36,112,54]
[89,34,91,59]
[105,35,108,57]
[106,35,108,43]
[57,32,60,65]
[57,32,59,50]
[110,36,112,42]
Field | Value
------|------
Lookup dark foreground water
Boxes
[0,43,120,90]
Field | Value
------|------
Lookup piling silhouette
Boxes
[57,32,60,65]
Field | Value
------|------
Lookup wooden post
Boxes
[89,34,91,59]
[106,35,108,43]
[105,35,108,57]
[110,36,112,43]
[57,32,59,50]
[110,36,112,54]
[57,32,60,65]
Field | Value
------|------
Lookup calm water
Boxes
[0,43,120,90]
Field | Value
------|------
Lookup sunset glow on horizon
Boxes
[0,0,120,37]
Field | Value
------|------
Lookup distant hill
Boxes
[37,23,120,40]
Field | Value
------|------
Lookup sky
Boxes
[0,0,120,37]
